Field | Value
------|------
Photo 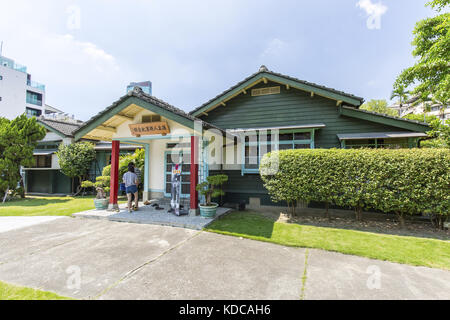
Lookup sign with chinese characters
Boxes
[129,121,170,137]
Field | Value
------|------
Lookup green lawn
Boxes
[0,196,98,216]
[206,212,450,270]
[0,280,71,300]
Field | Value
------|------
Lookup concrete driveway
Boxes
[0,217,448,300]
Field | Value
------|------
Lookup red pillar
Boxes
[109,140,120,211]
[190,135,199,214]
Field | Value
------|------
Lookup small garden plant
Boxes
[81,176,110,199]
[196,175,228,207]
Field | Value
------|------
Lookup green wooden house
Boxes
[72,66,430,212]
[189,66,430,208]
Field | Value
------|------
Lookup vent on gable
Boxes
[251,86,281,97]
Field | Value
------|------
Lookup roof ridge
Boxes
[73,88,229,138]
[189,67,364,116]
[38,117,83,126]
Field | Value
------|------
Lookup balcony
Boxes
[0,57,27,73]
[27,80,45,91]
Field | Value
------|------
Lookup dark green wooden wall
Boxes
[26,170,72,194]
[203,80,413,206]
[200,80,410,149]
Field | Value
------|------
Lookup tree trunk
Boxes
[3,187,9,203]
[325,202,330,220]
[396,212,405,228]
[292,200,297,216]
[72,176,83,196]
[355,206,363,221]
[432,215,445,230]
[19,176,25,198]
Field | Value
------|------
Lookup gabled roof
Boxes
[340,106,430,132]
[190,66,365,117]
[73,87,228,141]
[44,104,64,114]
[38,117,83,138]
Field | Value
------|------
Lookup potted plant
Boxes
[196,174,228,218]
[81,176,110,210]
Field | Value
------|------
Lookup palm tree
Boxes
[391,85,409,116]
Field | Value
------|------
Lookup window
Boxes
[344,139,409,149]
[242,129,314,174]
[166,142,190,149]
[26,107,42,117]
[26,91,43,106]
[165,151,191,197]
[431,106,441,112]
[33,155,52,168]
[142,115,161,123]
[0,75,3,80]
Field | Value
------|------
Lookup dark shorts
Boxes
[126,185,138,194]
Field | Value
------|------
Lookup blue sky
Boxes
[0,0,435,120]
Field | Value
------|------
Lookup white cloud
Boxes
[258,38,302,70]
[260,38,289,60]
[51,34,119,73]
[357,0,388,30]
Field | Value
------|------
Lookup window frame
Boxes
[33,155,52,168]
[164,150,191,198]
[241,129,315,175]
[26,91,43,106]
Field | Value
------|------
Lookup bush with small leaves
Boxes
[260,148,449,228]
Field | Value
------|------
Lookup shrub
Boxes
[56,142,96,195]
[196,175,228,206]
[260,149,450,228]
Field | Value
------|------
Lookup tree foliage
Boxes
[57,142,96,186]
[260,149,450,229]
[0,115,46,200]
[360,99,399,117]
[404,113,450,148]
[100,148,145,183]
[196,175,228,206]
[394,0,450,105]
[390,85,410,107]
[427,0,450,11]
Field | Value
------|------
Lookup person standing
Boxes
[123,163,139,213]
[129,162,142,204]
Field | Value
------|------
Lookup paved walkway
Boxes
[0,216,64,233]
[0,217,448,300]
[73,202,231,230]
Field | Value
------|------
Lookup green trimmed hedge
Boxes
[260,149,450,228]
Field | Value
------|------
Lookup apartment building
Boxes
[0,55,48,119]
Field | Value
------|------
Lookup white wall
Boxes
[0,64,45,120]
[41,131,63,142]
[51,154,60,169]
[0,65,27,119]
[112,108,194,192]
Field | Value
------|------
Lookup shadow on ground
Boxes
[1,198,72,207]
[255,209,449,241]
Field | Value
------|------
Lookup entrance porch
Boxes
[72,87,232,218]
[73,200,231,230]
